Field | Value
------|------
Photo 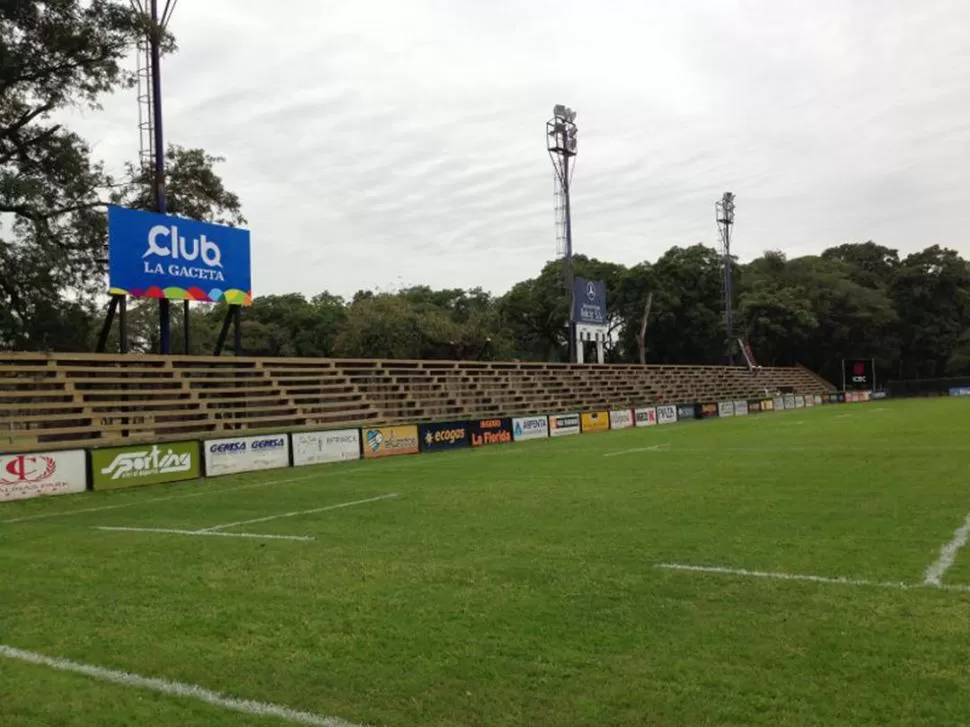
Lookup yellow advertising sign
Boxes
[363,425,419,459]
[580,411,610,433]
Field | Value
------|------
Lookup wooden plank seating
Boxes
[0,352,835,453]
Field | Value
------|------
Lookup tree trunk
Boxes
[636,292,654,365]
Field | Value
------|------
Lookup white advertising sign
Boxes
[657,405,678,425]
[734,400,749,416]
[609,409,634,430]
[512,416,549,441]
[548,413,580,437]
[718,401,735,417]
[0,450,87,502]
[292,429,360,467]
[773,396,786,411]
[205,433,290,476]
[794,395,805,408]
[804,395,814,408]
[634,407,657,427]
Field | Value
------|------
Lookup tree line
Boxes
[4,2,969,386]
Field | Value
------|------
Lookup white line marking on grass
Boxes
[656,563,970,593]
[924,511,970,586]
[95,526,314,542]
[2,470,364,525]
[834,413,852,419]
[603,443,670,457]
[0,644,367,727]
[199,493,400,533]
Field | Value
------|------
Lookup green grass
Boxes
[3,398,970,726]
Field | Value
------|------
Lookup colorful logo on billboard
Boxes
[0,451,87,502]
[471,419,512,446]
[419,422,470,452]
[581,411,610,433]
[90,442,200,490]
[364,426,419,458]
[572,277,607,326]
[513,416,549,441]
[843,359,874,391]
[108,205,252,305]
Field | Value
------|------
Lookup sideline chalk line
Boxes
[603,443,670,457]
[924,511,970,586]
[0,644,367,727]
[1,471,334,524]
[656,563,970,593]
[95,527,314,542]
[92,494,399,541]
[199,493,399,533]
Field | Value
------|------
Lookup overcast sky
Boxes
[64,0,970,300]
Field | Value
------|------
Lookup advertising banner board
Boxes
[363,425,420,459]
[108,205,252,305]
[471,418,513,447]
[572,277,608,326]
[418,422,470,453]
[657,405,678,425]
[292,429,360,467]
[734,400,749,416]
[0,450,87,502]
[677,404,698,421]
[634,407,657,427]
[549,413,580,437]
[205,433,290,477]
[718,401,735,417]
[783,394,796,410]
[91,441,200,490]
[581,411,610,433]
[804,396,814,408]
[609,409,634,430]
[843,358,875,391]
[512,416,548,441]
[794,395,805,409]
[700,403,718,419]
[747,399,762,413]
[761,399,775,412]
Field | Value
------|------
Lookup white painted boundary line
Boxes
[656,563,970,593]
[603,443,670,457]
[924,511,970,586]
[0,644,367,727]
[199,493,400,533]
[95,527,314,542]
[2,471,340,525]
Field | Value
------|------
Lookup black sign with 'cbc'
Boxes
[843,358,875,391]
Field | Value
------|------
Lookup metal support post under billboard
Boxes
[213,305,243,356]
[149,0,171,355]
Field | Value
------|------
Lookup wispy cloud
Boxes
[61,0,970,298]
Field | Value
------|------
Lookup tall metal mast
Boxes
[547,105,579,363]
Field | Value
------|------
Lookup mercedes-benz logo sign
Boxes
[586,281,596,301]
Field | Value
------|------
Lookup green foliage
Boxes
[3,4,969,381]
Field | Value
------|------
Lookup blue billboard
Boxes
[573,277,607,326]
[107,205,252,305]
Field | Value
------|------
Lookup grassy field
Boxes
[3,398,970,726]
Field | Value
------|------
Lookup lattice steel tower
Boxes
[547,105,578,363]
[715,191,736,365]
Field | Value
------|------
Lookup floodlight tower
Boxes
[547,104,579,363]
[133,0,178,354]
[715,191,736,365]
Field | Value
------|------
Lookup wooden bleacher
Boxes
[0,353,834,453]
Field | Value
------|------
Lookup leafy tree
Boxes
[890,246,970,378]
[0,0,144,348]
